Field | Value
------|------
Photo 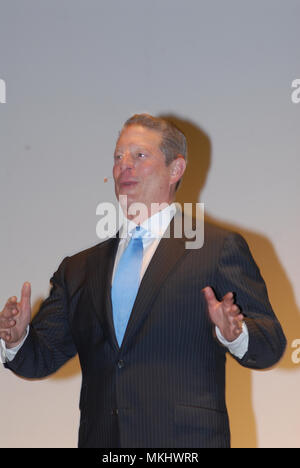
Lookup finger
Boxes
[4,314,18,330]
[0,330,11,341]
[0,317,16,329]
[20,282,31,310]
[7,296,17,304]
[3,296,18,312]
[232,315,244,332]
[222,292,234,308]
[236,312,244,322]
[2,303,19,319]
[224,304,241,317]
[234,323,244,336]
[202,287,218,308]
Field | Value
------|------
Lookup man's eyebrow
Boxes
[114,143,150,153]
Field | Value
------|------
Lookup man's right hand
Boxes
[0,282,31,349]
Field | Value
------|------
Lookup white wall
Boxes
[0,0,299,448]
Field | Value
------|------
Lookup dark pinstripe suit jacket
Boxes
[5,220,286,448]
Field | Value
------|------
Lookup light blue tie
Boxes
[111,226,144,346]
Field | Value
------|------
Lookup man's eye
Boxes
[137,152,146,158]
[114,154,122,161]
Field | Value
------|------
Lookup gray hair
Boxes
[122,113,187,190]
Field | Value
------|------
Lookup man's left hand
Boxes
[202,286,244,342]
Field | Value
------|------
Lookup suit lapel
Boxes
[87,212,196,352]
[120,214,192,351]
[87,235,120,352]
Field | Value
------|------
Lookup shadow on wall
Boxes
[38,114,299,448]
[166,114,300,448]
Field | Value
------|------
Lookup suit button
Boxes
[111,409,119,416]
[117,360,125,369]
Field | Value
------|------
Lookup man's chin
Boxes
[117,190,138,207]
[117,184,139,198]
[116,192,150,220]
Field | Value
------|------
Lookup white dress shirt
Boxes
[0,203,248,363]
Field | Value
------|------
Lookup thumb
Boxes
[20,282,31,311]
[202,286,218,308]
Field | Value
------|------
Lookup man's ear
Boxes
[169,155,186,185]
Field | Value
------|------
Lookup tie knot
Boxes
[131,226,147,240]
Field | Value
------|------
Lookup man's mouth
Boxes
[119,180,138,188]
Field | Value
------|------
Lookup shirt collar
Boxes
[119,203,177,239]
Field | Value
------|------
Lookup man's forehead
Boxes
[116,124,163,145]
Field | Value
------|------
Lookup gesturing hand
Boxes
[0,282,31,348]
[202,286,244,342]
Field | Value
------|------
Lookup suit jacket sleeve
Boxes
[4,257,77,378]
[216,232,286,369]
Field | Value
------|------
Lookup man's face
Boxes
[113,125,175,216]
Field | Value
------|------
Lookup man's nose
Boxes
[120,152,135,169]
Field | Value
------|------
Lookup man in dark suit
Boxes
[0,114,286,448]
